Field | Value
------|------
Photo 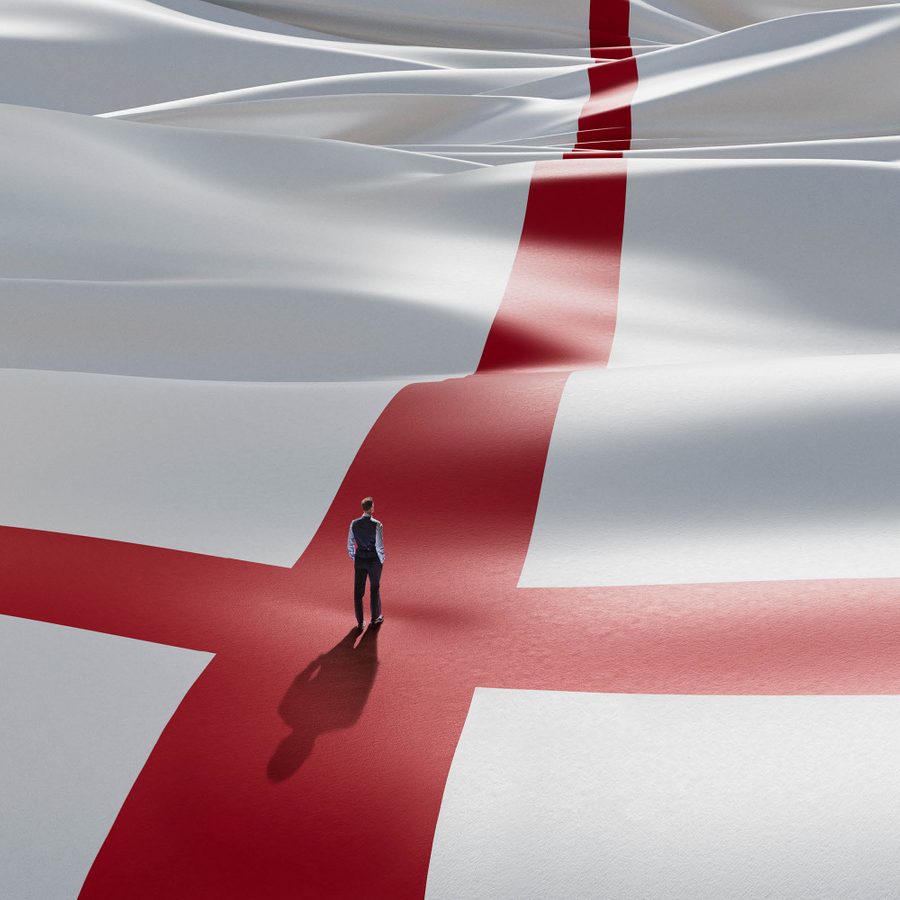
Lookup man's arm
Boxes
[375,522,385,564]
[347,523,356,561]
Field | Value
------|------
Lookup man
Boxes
[347,496,385,630]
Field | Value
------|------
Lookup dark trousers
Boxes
[354,555,382,624]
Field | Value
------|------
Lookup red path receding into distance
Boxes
[3,5,900,897]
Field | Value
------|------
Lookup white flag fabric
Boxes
[2,0,899,897]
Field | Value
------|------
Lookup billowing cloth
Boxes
[2,1,899,897]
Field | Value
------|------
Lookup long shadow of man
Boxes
[268,626,380,782]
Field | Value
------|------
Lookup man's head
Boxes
[361,497,374,514]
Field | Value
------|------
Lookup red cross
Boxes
[4,10,900,898]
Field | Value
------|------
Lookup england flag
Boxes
[2,0,900,897]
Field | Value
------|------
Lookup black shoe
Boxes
[372,616,384,626]
[356,621,365,631]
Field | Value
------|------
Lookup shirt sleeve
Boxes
[347,523,356,560]
[375,522,385,563]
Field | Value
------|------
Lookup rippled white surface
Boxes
[2,0,897,599]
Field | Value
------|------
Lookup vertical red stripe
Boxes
[477,0,635,373]
[476,160,626,373]
[591,0,631,57]
[569,0,637,156]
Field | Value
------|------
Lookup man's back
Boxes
[351,514,379,554]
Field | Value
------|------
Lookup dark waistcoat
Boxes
[352,515,379,553]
